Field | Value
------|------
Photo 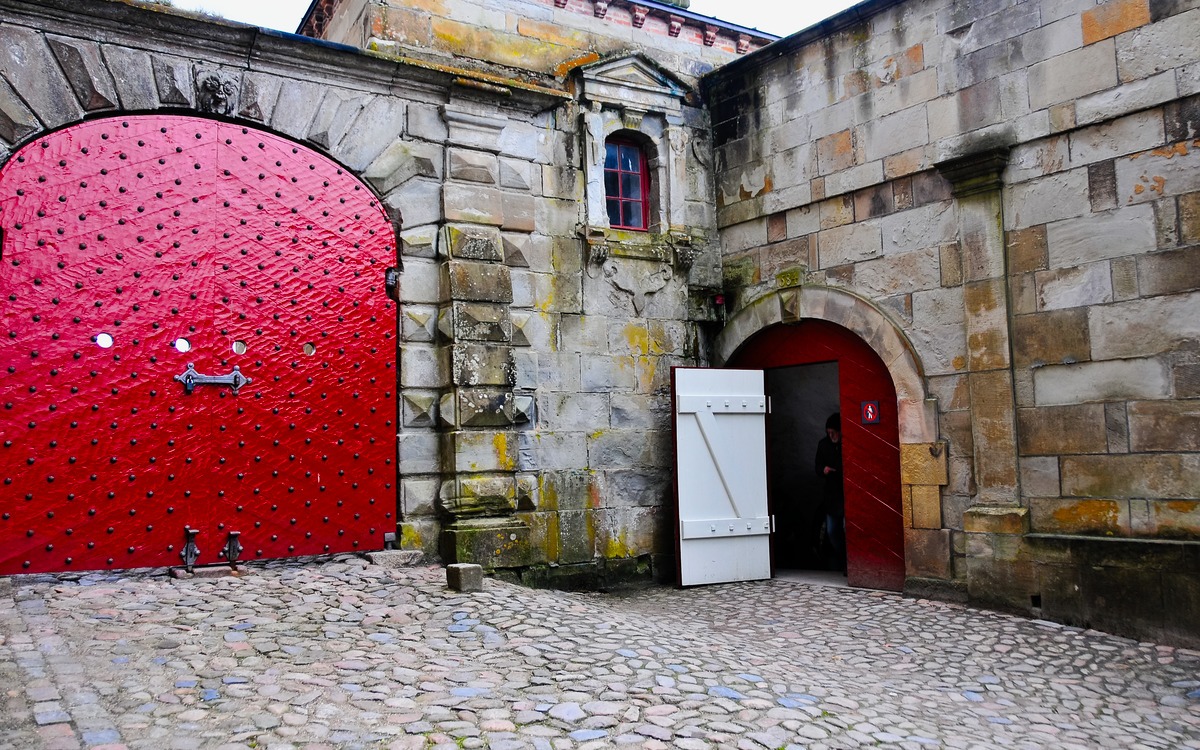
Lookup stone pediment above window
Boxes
[579,55,689,114]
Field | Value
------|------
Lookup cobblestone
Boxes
[0,555,1197,749]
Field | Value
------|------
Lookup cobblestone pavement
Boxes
[0,555,1197,750]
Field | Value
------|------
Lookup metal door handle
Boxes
[174,363,251,395]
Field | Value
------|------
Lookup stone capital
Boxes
[935,148,1011,198]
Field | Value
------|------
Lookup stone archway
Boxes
[714,285,954,586]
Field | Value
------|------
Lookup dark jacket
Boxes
[814,436,844,518]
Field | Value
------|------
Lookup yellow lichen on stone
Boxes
[493,432,515,471]
[604,531,631,559]
[399,523,423,550]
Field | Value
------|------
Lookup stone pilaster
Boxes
[435,104,536,567]
[936,149,1021,510]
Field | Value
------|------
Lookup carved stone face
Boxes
[196,72,238,115]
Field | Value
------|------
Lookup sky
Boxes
[171,0,862,38]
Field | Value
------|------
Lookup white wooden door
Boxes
[672,367,771,586]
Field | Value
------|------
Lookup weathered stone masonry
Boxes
[2,0,1198,647]
[0,0,760,585]
[706,0,1200,644]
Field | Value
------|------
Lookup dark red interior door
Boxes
[729,319,905,591]
[0,116,397,574]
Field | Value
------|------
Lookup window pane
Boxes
[607,199,622,226]
[605,170,619,197]
[621,172,641,200]
[619,145,639,172]
[622,200,644,229]
[605,143,617,170]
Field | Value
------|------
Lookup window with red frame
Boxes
[604,139,649,230]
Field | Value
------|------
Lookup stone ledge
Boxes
[1026,533,1200,570]
[1026,533,1200,546]
[963,506,1029,534]
[903,576,968,603]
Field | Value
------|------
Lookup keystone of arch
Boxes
[714,286,938,443]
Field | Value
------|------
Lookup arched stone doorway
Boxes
[714,286,950,591]
[728,319,904,590]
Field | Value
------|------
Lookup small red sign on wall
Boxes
[861,401,880,424]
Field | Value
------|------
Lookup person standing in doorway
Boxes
[815,413,845,572]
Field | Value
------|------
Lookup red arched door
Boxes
[0,116,398,574]
[729,319,905,591]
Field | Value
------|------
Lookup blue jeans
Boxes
[826,514,845,569]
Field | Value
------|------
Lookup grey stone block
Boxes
[396,257,441,305]
[1034,359,1172,406]
[151,56,192,106]
[449,148,498,184]
[1076,72,1178,128]
[1036,262,1113,311]
[863,104,930,162]
[365,550,425,568]
[1027,40,1118,111]
[446,260,513,303]
[1046,203,1155,267]
[337,96,407,170]
[0,77,39,145]
[443,105,507,152]
[237,73,283,122]
[451,343,515,387]
[398,431,442,475]
[446,563,484,592]
[450,302,511,343]
[817,221,883,268]
[445,388,517,427]
[501,158,533,191]
[1115,137,1200,205]
[445,183,504,226]
[308,90,366,150]
[399,344,448,388]
[386,178,443,228]
[443,224,502,262]
[402,476,440,517]
[363,139,443,196]
[1070,109,1165,165]
[0,25,82,126]
[46,36,117,111]
[98,45,158,110]
[401,391,438,427]
[407,101,448,142]
[270,79,327,140]
[1005,168,1090,230]
[1116,7,1200,82]
[1088,292,1200,360]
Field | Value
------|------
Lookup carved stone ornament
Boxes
[585,237,610,268]
[703,25,718,46]
[602,258,671,315]
[594,0,609,17]
[631,4,649,28]
[195,70,238,116]
[668,15,683,37]
[672,234,701,270]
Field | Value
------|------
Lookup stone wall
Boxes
[301,0,775,87]
[705,0,1200,644]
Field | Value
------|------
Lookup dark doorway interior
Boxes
[767,363,840,571]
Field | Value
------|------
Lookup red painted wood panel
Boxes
[729,320,905,591]
[0,116,397,574]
